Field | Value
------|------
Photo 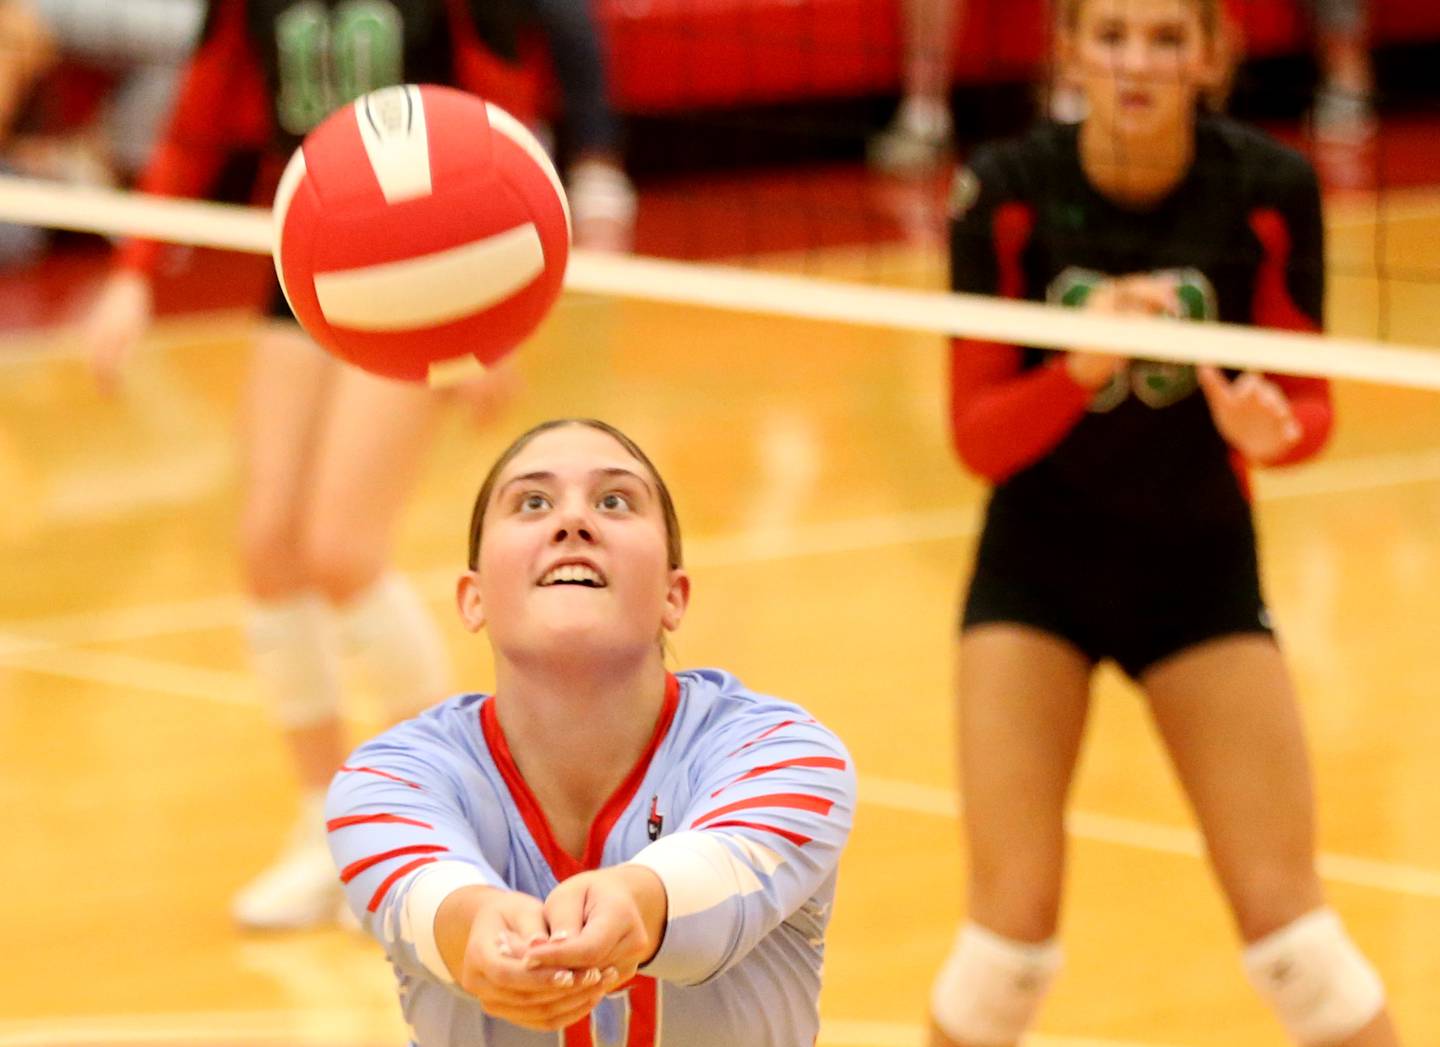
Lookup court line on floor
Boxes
[4,630,1437,902]
[0,1011,1178,1047]
[6,439,1440,653]
[859,775,1440,900]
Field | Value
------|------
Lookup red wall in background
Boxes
[598,0,1440,112]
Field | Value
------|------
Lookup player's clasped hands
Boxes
[1064,272,1180,389]
[442,866,667,1032]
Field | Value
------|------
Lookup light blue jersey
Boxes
[326,668,856,1047]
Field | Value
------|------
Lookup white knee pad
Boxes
[335,572,451,719]
[1242,908,1386,1045]
[931,922,1063,1046]
[248,594,343,728]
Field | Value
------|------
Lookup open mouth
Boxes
[538,563,607,588]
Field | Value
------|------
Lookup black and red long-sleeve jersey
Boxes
[119,0,528,274]
[948,116,1331,532]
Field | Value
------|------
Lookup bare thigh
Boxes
[1142,635,1325,942]
[302,362,443,602]
[238,325,333,598]
[959,624,1093,941]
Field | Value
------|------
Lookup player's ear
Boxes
[456,571,486,632]
[661,569,690,633]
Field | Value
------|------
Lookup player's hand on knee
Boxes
[1196,366,1302,462]
[439,886,607,1030]
[85,269,153,395]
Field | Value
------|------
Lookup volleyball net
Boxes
[0,0,1438,391]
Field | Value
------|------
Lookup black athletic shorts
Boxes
[960,497,1275,680]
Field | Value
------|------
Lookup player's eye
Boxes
[519,493,551,513]
[597,491,631,512]
[1154,25,1187,48]
[1096,22,1124,46]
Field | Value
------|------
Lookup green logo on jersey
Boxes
[276,0,404,135]
[1047,266,1217,412]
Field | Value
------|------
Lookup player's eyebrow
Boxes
[496,471,555,499]
[496,467,654,499]
[595,467,655,497]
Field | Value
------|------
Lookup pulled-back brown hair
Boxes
[467,419,684,572]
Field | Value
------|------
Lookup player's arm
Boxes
[532,713,856,987]
[326,719,609,1028]
[947,156,1101,482]
[0,1,58,141]
[1201,157,1333,466]
[1254,157,1332,465]
[113,0,259,276]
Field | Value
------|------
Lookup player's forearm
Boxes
[951,353,1092,481]
[614,863,668,964]
[436,883,502,983]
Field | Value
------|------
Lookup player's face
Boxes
[1063,0,1219,141]
[459,425,689,662]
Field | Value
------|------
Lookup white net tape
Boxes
[2,172,1437,391]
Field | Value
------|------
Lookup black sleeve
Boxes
[1277,155,1325,327]
[948,145,1012,296]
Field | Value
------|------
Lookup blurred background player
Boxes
[82,0,530,931]
[0,0,202,265]
[868,0,963,173]
[931,1,1400,1045]
[1303,0,1376,144]
[326,418,856,1045]
[526,0,636,251]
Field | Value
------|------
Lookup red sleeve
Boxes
[446,0,535,121]
[950,339,1093,482]
[1248,205,1333,466]
[116,0,269,275]
[948,195,1095,482]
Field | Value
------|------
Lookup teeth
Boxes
[541,563,604,587]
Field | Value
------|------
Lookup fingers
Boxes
[539,876,589,949]
[1113,274,1180,316]
[1195,364,1231,404]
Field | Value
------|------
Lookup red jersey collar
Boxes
[480,673,681,881]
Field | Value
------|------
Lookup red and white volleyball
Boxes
[272,84,570,383]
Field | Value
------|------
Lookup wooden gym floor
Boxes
[0,184,1438,1047]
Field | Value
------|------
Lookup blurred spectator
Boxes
[1302,0,1375,144]
[0,0,203,265]
[525,0,636,250]
[868,0,961,173]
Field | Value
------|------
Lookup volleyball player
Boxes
[82,0,532,930]
[930,1,1401,1045]
[325,418,855,1045]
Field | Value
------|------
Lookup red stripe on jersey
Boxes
[703,819,813,847]
[1246,207,1333,466]
[725,718,817,757]
[992,202,1034,300]
[626,975,659,1045]
[366,856,439,912]
[1247,208,1319,334]
[341,844,449,885]
[339,765,424,789]
[710,756,847,797]
[326,813,434,832]
[691,792,834,827]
